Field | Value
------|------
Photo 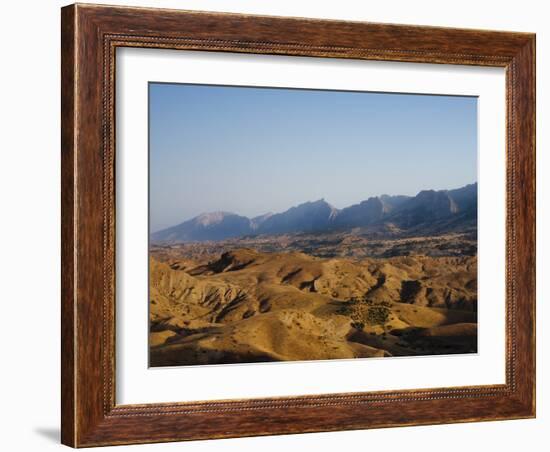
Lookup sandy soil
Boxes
[149,244,477,367]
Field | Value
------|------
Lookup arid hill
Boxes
[151,229,476,262]
[150,247,477,366]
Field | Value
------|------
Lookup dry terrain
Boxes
[149,234,477,367]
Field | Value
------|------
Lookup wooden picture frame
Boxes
[61,3,535,447]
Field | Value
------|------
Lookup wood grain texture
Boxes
[60,5,76,447]
[60,3,536,447]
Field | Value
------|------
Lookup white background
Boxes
[0,0,546,451]
[117,49,506,404]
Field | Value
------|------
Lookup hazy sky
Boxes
[149,83,477,232]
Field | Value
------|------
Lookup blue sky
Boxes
[149,83,477,232]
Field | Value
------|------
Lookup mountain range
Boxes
[151,183,477,243]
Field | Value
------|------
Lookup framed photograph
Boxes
[61,3,535,447]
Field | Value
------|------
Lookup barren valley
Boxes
[150,240,477,366]
[150,184,478,366]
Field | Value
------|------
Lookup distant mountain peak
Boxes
[151,182,477,243]
[194,211,237,227]
[251,212,274,230]
[297,198,332,208]
[252,212,273,221]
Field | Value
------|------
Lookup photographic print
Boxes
[148,83,478,367]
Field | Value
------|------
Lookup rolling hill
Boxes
[150,248,477,366]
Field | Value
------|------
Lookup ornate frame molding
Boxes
[62,4,535,447]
